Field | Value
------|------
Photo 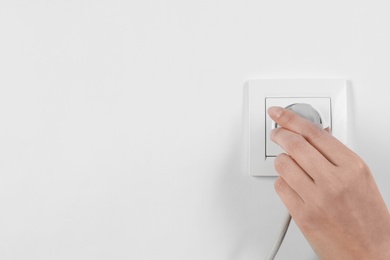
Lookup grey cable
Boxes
[265,213,292,260]
[265,103,323,259]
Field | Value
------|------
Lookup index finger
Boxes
[267,106,354,166]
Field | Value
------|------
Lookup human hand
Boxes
[267,106,390,260]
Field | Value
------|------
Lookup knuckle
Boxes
[285,135,306,152]
[302,124,325,140]
[274,154,291,174]
[279,110,294,126]
[354,158,370,173]
[342,156,371,177]
[274,177,284,191]
[270,128,281,141]
[324,160,371,203]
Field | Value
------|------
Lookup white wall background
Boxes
[1,1,390,259]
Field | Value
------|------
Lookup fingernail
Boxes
[268,106,283,118]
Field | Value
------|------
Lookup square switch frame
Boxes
[246,79,348,177]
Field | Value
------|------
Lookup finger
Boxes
[268,106,354,166]
[274,153,316,199]
[271,127,333,181]
[274,177,304,217]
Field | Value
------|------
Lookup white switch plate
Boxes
[246,79,348,177]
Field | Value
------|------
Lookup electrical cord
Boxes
[265,212,292,260]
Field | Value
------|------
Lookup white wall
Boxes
[1,1,390,259]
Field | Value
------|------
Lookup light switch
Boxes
[246,79,348,176]
[265,97,331,157]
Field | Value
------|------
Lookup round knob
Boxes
[274,103,323,128]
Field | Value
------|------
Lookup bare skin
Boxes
[267,106,390,260]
